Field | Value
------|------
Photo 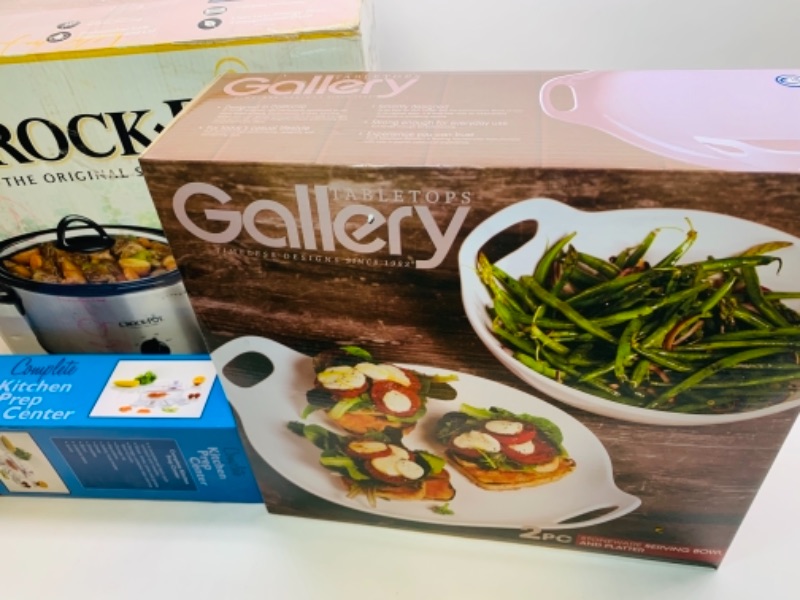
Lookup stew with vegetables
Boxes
[3,236,178,284]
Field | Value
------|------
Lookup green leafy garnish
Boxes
[134,371,157,385]
[431,503,454,515]
[341,346,374,361]
[13,447,32,461]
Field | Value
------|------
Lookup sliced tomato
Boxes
[502,438,558,465]
[447,444,484,460]
[401,369,422,391]
[484,423,537,446]
[370,380,422,417]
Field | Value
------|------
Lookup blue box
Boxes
[0,354,260,502]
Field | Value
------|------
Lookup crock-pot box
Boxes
[139,71,800,567]
[0,0,375,354]
[0,353,260,502]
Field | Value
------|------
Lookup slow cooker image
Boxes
[0,215,207,354]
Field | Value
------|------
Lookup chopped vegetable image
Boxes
[0,436,42,490]
[113,379,140,388]
[134,371,158,386]
[477,224,800,414]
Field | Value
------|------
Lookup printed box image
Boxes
[140,71,800,566]
[0,354,260,502]
[0,0,375,355]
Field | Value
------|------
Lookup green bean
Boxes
[513,351,563,380]
[493,295,526,333]
[702,327,800,342]
[579,362,616,382]
[765,291,800,301]
[699,275,737,314]
[479,224,799,415]
[677,340,800,352]
[577,251,621,280]
[522,276,617,344]
[693,255,779,273]
[491,320,541,357]
[480,255,536,311]
[742,265,790,327]
[534,233,576,285]
[591,283,710,328]
[615,317,642,381]
[731,306,774,329]
[633,347,695,373]
[646,347,789,408]
[673,372,800,389]
[655,225,697,267]
[619,228,660,269]
[566,268,671,308]
[551,250,577,298]
[566,265,605,289]
[630,358,652,388]
[529,323,570,355]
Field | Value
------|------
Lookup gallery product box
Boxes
[0,353,260,501]
[140,71,800,567]
[0,0,375,355]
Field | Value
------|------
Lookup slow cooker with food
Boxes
[0,215,207,354]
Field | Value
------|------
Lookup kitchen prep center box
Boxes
[0,353,260,502]
[0,0,374,356]
[140,71,800,567]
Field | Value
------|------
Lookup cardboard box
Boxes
[139,71,800,567]
[0,353,260,501]
[0,0,375,355]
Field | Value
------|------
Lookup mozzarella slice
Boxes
[348,441,389,455]
[371,447,423,480]
[387,444,410,460]
[508,440,535,455]
[485,420,524,436]
[453,430,501,454]
[395,459,425,480]
[316,365,367,391]
[355,362,411,387]
[382,389,413,414]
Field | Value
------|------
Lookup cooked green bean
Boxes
[742,266,791,328]
[522,276,617,344]
[477,222,800,415]
[646,347,789,408]
[534,233,576,285]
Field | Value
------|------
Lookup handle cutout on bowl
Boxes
[478,218,540,264]
[221,350,275,388]
[546,84,578,113]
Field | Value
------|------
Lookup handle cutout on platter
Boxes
[221,351,275,388]
[557,505,621,525]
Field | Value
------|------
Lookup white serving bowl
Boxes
[459,198,800,426]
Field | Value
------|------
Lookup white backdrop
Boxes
[375,0,799,71]
[2,2,800,598]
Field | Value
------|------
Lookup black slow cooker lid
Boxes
[0,216,182,297]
